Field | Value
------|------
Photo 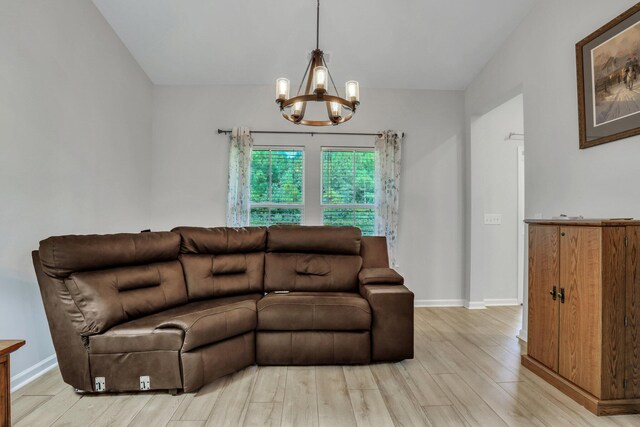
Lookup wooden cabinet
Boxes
[0,341,25,427]
[523,220,639,416]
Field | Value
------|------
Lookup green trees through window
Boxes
[248,147,375,235]
[249,148,304,226]
[322,149,375,235]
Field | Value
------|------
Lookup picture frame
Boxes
[576,3,640,149]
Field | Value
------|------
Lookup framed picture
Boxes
[577,3,640,149]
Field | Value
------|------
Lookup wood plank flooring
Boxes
[11,306,640,426]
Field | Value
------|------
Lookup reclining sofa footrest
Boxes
[181,331,255,392]
[256,331,370,365]
[89,350,182,392]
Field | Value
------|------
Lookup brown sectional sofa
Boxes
[32,225,413,393]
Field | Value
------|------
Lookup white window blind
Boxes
[250,148,304,226]
[321,148,375,235]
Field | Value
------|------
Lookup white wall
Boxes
[468,95,524,307]
[465,0,640,335]
[151,85,466,303]
[0,0,153,385]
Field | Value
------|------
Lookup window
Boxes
[250,148,304,226]
[321,148,375,235]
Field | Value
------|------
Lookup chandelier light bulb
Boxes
[330,102,342,118]
[291,101,303,118]
[276,78,290,101]
[313,66,328,92]
[346,81,360,103]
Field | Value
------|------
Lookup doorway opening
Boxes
[468,93,525,309]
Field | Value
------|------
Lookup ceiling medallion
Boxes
[275,0,360,126]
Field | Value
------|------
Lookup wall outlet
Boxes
[484,214,502,225]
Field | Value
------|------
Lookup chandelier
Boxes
[275,0,360,126]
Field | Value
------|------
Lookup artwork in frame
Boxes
[577,3,640,149]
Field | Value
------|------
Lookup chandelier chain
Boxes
[316,0,320,50]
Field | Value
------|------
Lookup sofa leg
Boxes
[168,388,179,396]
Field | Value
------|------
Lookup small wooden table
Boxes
[1,340,25,427]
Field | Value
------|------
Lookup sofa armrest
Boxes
[358,268,404,285]
[360,284,414,361]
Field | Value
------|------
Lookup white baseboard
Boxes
[415,299,520,309]
[464,300,486,310]
[517,328,528,342]
[10,354,58,393]
[415,299,465,308]
[484,298,520,307]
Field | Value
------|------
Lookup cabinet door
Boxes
[527,225,560,371]
[0,356,7,427]
[559,226,603,397]
[626,226,640,398]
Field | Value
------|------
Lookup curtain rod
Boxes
[217,129,383,137]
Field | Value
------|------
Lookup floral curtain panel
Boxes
[226,127,253,227]
[374,130,403,268]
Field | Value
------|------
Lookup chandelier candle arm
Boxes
[274,0,360,126]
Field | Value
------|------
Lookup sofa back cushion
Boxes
[264,226,363,292]
[39,232,180,279]
[267,225,361,255]
[65,261,187,334]
[264,253,362,292]
[173,227,266,300]
[179,253,264,300]
[38,232,186,335]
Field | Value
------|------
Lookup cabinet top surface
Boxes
[0,340,25,356]
[525,219,640,226]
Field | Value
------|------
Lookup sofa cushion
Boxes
[257,292,371,331]
[265,253,362,292]
[156,297,259,351]
[172,226,266,254]
[39,232,180,279]
[64,261,188,335]
[89,328,184,354]
[179,253,264,300]
[358,268,404,285]
[267,225,361,255]
[97,294,262,353]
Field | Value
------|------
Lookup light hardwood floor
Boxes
[11,306,640,426]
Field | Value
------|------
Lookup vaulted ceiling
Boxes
[92,0,535,90]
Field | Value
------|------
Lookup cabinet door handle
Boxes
[558,288,565,304]
[549,286,557,301]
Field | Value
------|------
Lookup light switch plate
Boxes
[94,377,106,392]
[484,214,502,225]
